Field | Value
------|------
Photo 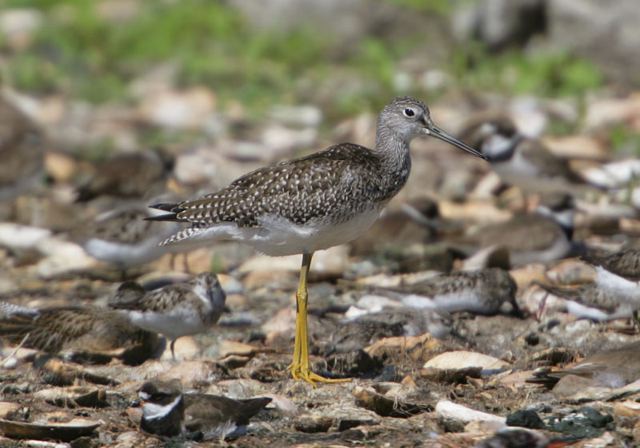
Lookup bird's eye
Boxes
[403,108,415,118]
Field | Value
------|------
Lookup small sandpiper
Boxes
[535,281,640,321]
[469,193,576,266]
[390,268,520,316]
[0,93,44,202]
[460,115,589,195]
[147,97,485,384]
[108,272,226,359]
[0,302,157,361]
[75,149,171,202]
[138,380,271,441]
[80,202,183,273]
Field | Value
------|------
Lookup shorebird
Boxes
[80,202,183,273]
[534,281,640,321]
[0,93,44,201]
[108,273,226,359]
[75,149,171,202]
[530,340,640,389]
[138,380,271,440]
[469,193,576,266]
[349,196,441,256]
[148,97,485,384]
[390,268,520,316]
[0,301,158,364]
[460,116,588,195]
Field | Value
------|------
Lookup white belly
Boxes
[191,208,383,256]
[127,310,207,340]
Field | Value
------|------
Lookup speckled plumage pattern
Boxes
[394,268,518,315]
[151,98,444,254]
[109,273,226,342]
[537,282,636,315]
[582,248,640,280]
[0,305,154,354]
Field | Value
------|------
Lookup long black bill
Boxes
[429,125,487,160]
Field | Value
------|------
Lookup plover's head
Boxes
[138,380,185,437]
[379,97,485,159]
[459,116,519,162]
[191,272,226,309]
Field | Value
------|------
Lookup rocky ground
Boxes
[1,1,640,447]
[0,85,639,447]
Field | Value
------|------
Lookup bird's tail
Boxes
[236,397,272,423]
[145,202,185,222]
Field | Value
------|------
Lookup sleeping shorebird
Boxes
[138,380,271,441]
[145,97,486,384]
[469,193,576,266]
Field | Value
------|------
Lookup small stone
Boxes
[423,351,510,372]
[157,360,217,387]
[294,415,333,433]
[138,87,216,129]
[0,402,20,419]
[352,386,432,418]
[505,409,545,429]
[364,333,440,364]
[436,400,506,428]
[159,336,200,361]
[269,104,323,128]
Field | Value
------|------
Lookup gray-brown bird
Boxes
[145,97,486,384]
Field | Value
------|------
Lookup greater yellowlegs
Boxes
[148,97,485,384]
[109,273,226,359]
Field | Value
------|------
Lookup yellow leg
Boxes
[289,252,350,385]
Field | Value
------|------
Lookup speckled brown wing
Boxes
[0,307,151,353]
[398,271,481,296]
[518,140,581,182]
[536,283,620,313]
[109,284,193,314]
[583,248,640,280]
[90,209,159,244]
[169,144,392,228]
[478,215,563,252]
[0,96,43,190]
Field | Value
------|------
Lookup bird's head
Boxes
[191,272,227,309]
[459,116,519,162]
[379,97,486,159]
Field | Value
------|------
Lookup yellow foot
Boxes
[289,364,351,386]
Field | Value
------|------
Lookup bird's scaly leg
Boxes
[289,252,349,385]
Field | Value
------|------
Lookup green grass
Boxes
[1,0,604,120]
[452,45,603,98]
[609,125,640,156]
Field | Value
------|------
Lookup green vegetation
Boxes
[452,45,603,98]
[609,125,640,156]
[1,0,604,119]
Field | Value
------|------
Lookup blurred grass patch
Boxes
[452,45,604,98]
[609,125,640,157]
[1,0,604,120]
